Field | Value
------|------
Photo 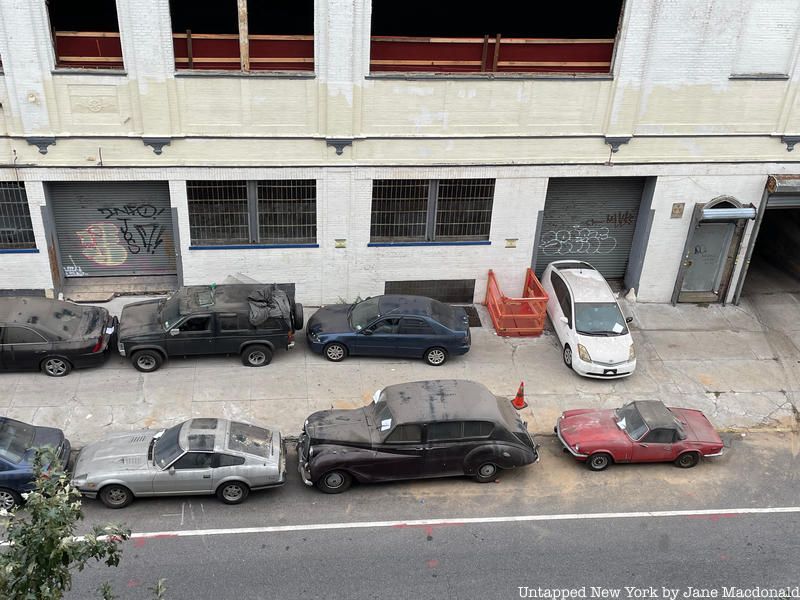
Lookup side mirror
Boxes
[169,329,180,336]
[625,317,633,323]
[559,316,569,325]
[361,329,372,336]
[168,467,176,475]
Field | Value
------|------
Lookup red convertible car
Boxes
[556,400,723,471]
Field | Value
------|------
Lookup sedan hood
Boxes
[558,409,627,447]
[305,408,372,446]
[73,429,156,474]
[576,333,632,364]
[307,304,352,335]
[119,299,164,339]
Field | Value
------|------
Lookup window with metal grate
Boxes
[0,183,36,250]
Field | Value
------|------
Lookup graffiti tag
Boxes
[580,210,635,229]
[76,223,128,266]
[96,204,166,255]
[540,226,618,256]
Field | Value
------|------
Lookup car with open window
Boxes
[117,284,303,372]
[297,379,538,493]
[0,296,116,377]
[556,400,724,471]
[305,295,470,366]
[540,261,636,379]
[71,418,285,508]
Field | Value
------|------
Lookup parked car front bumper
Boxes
[572,356,636,379]
[555,418,588,459]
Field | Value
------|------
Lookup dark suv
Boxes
[118,284,303,372]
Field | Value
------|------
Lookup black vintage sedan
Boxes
[0,297,116,377]
[297,379,539,493]
[306,295,470,365]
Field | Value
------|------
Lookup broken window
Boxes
[47,0,123,70]
[170,0,314,72]
[370,0,623,75]
[370,179,495,243]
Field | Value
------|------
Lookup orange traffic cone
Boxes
[512,381,527,410]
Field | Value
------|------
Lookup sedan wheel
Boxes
[316,470,352,494]
[587,452,612,471]
[217,481,250,505]
[424,347,447,366]
[42,357,71,377]
[100,485,133,509]
[0,488,22,511]
[324,343,347,362]
[563,345,573,369]
[475,462,498,483]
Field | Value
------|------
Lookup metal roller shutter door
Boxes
[49,182,177,277]
[535,177,645,279]
[767,195,800,209]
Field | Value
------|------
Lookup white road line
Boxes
[3,506,798,547]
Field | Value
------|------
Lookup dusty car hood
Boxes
[306,304,353,335]
[558,409,628,446]
[119,299,164,339]
[576,332,633,364]
[74,429,156,474]
[305,408,372,446]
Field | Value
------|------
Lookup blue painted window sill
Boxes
[368,241,491,247]
[0,248,39,254]
[190,243,319,250]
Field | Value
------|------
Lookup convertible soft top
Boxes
[632,400,679,430]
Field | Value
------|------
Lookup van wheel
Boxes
[41,357,72,377]
[242,345,273,367]
[292,303,304,331]
[132,350,163,373]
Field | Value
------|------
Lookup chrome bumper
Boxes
[704,450,724,457]
[556,420,588,458]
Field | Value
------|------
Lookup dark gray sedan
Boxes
[306,295,471,365]
[72,418,285,508]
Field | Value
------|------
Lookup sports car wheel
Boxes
[316,470,352,494]
[100,485,133,509]
[563,345,573,369]
[587,452,612,471]
[323,343,347,362]
[424,347,448,366]
[242,345,273,367]
[0,488,22,511]
[675,452,700,469]
[42,357,72,377]
[475,463,498,483]
[217,481,250,505]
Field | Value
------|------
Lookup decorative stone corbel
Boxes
[26,137,56,154]
[143,137,171,155]
[605,136,631,153]
[781,135,800,152]
[326,138,353,156]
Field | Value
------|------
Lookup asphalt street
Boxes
[63,432,800,599]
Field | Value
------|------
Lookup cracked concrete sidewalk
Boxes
[0,291,798,447]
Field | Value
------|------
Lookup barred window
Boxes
[0,183,36,250]
[257,180,317,244]
[187,180,317,246]
[370,179,494,243]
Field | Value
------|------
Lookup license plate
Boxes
[603,369,617,375]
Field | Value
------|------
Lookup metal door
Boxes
[680,223,735,294]
[534,177,645,279]
[48,182,176,278]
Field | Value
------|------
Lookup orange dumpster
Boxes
[484,268,549,337]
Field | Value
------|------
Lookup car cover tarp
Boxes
[248,286,292,326]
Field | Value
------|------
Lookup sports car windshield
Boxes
[575,302,628,336]
[615,404,648,441]
[154,423,184,468]
[350,297,380,330]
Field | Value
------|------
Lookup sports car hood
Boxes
[73,429,155,474]
[306,304,352,335]
[119,299,164,339]
[576,332,633,364]
[558,409,627,446]
[304,408,372,446]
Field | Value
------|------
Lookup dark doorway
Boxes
[741,208,800,295]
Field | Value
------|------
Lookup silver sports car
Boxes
[71,418,285,508]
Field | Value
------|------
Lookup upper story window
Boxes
[370,179,494,243]
[187,180,317,247]
[370,0,622,75]
[0,183,36,250]
[170,0,314,73]
[47,0,123,70]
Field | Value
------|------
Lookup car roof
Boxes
[381,379,505,424]
[552,263,616,303]
[632,401,678,430]
[177,284,294,313]
[178,418,273,456]
[377,295,439,317]
[0,296,93,337]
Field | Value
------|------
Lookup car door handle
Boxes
[639,444,649,448]
[202,474,211,479]
[414,447,424,451]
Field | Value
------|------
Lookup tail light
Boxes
[288,331,295,343]
[91,336,104,353]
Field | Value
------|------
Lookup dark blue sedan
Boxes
[0,417,71,509]
[306,295,471,365]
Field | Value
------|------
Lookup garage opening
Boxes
[370,0,623,74]
[47,0,123,69]
[740,200,800,297]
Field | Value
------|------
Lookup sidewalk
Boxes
[1,292,798,446]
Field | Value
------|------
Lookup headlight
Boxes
[577,344,591,362]
[629,344,636,361]
[71,474,88,487]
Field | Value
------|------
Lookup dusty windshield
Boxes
[372,401,393,431]
[0,419,36,463]
[350,297,380,330]
[154,423,184,468]
[615,404,648,441]
[161,294,181,331]
[575,302,628,336]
